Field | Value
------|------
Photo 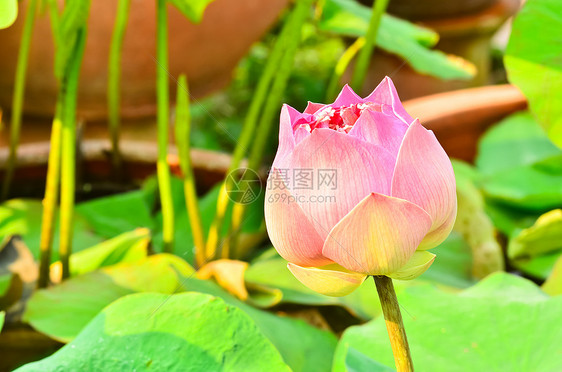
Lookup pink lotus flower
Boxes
[264,77,457,296]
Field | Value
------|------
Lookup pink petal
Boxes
[322,193,432,275]
[364,77,413,125]
[304,101,325,114]
[418,203,457,250]
[332,84,363,107]
[287,262,367,297]
[388,251,436,280]
[293,126,310,145]
[280,128,395,239]
[348,110,409,157]
[391,120,457,250]
[273,105,298,169]
[265,169,332,267]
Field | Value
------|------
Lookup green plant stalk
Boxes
[314,0,326,20]
[228,0,313,257]
[2,0,39,200]
[47,0,60,46]
[175,75,206,268]
[326,37,365,101]
[205,1,302,260]
[350,0,390,92]
[37,0,62,289]
[37,100,63,288]
[107,0,131,173]
[59,29,87,280]
[373,276,414,372]
[156,0,174,253]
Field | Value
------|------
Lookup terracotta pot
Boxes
[0,0,288,121]
[403,84,527,161]
[355,0,520,100]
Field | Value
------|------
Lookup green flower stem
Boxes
[373,275,414,372]
[37,101,63,288]
[174,75,206,268]
[156,0,174,253]
[326,37,365,101]
[228,0,313,257]
[59,29,87,280]
[350,0,389,92]
[107,0,131,173]
[2,0,39,200]
[205,2,302,261]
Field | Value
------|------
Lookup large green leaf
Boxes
[75,190,154,238]
[246,250,340,304]
[23,253,336,371]
[319,0,475,80]
[151,179,218,262]
[61,228,150,277]
[245,248,382,319]
[23,254,193,342]
[343,345,394,372]
[504,208,562,280]
[0,311,4,331]
[508,209,562,259]
[505,0,562,147]
[476,112,562,211]
[0,0,17,29]
[320,0,436,45]
[418,232,475,288]
[168,0,216,23]
[17,292,290,371]
[542,254,562,295]
[482,201,556,279]
[245,234,472,321]
[475,112,562,210]
[152,179,265,263]
[476,112,561,175]
[0,199,104,261]
[484,201,539,238]
[479,154,562,210]
[512,251,562,280]
[333,273,562,372]
[181,276,337,372]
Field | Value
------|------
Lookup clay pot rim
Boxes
[403,84,526,128]
[0,139,232,175]
[404,84,527,162]
[0,140,238,198]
